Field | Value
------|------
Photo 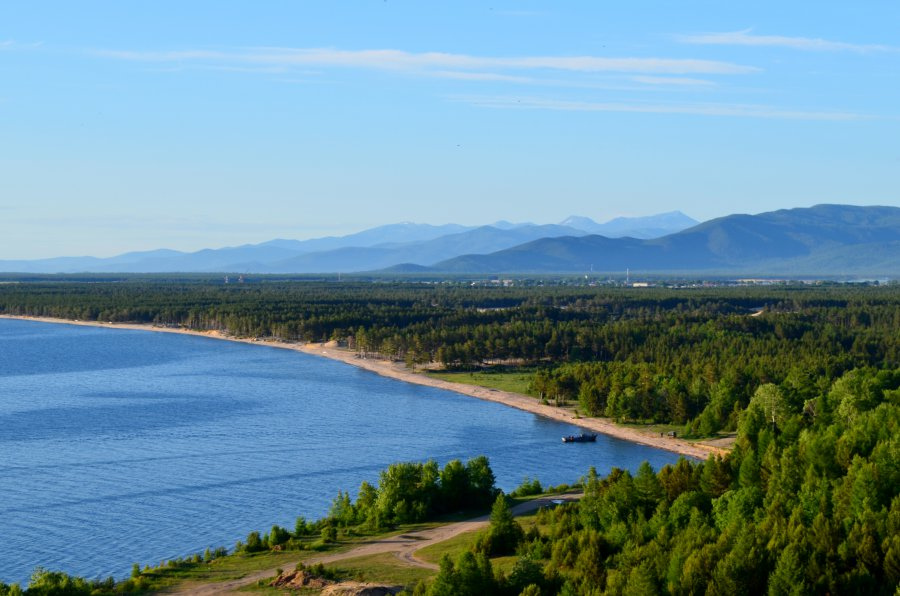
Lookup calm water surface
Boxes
[0,319,682,583]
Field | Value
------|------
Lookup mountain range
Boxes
[0,212,697,274]
[431,205,900,276]
[1,206,897,276]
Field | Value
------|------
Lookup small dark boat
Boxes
[562,433,597,443]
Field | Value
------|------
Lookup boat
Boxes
[562,433,597,443]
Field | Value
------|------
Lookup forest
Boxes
[1,279,898,437]
[413,366,900,595]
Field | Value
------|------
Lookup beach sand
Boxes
[1,315,729,460]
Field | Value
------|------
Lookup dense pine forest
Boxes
[412,366,900,595]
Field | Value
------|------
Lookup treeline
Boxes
[409,366,900,595]
[235,455,499,554]
[2,281,898,434]
[327,455,499,528]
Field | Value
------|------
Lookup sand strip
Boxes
[1,315,727,460]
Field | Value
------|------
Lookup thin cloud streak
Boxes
[430,70,536,83]
[458,96,867,121]
[677,29,896,53]
[95,47,759,75]
[0,39,43,50]
[632,76,716,87]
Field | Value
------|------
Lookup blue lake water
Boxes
[0,319,682,584]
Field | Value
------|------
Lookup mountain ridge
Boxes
[429,205,900,276]
[0,211,696,274]
[2,206,895,276]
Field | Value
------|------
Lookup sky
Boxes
[2,1,899,259]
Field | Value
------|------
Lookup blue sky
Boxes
[2,1,899,258]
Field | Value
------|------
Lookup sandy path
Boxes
[167,495,579,595]
[0,315,726,459]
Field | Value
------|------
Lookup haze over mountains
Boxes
[434,205,900,276]
[0,212,697,274]
[2,206,898,276]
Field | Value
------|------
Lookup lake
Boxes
[0,318,682,584]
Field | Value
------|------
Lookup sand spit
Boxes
[1,315,727,460]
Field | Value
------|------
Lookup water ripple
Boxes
[0,318,682,584]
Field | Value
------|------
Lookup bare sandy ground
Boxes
[0,315,728,459]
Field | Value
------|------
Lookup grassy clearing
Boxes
[326,552,435,586]
[426,369,536,396]
[143,550,308,592]
[415,509,544,568]
[415,530,482,565]
[414,530,520,578]
[138,523,445,592]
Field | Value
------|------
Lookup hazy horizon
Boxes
[2,2,898,259]
[4,209,704,260]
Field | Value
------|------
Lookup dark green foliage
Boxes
[506,557,549,595]
[489,367,900,594]
[510,477,544,498]
[475,494,524,557]
[267,524,290,547]
[242,530,265,553]
[427,551,497,596]
[23,569,94,595]
[320,524,337,543]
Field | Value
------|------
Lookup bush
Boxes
[510,477,544,497]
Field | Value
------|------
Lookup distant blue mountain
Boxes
[264,224,587,273]
[7,207,893,276]
[559,211,698,238]
[0,213,687,273]
[430,205,900,276]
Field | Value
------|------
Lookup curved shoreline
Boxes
[0,315,727,460]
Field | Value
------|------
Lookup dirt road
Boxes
[165,495,579,595]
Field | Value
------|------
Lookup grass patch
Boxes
[490,554,520,576]
[426,369,536,396]
[325,552,435,586]
[143,550,312,592]
[138,523,446,592]
[415,529,483,565]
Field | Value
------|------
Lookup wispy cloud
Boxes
[0,39,43,50]
[677,29,896,53]
[430,70,536,83]
[457,95,866,121]
[632,76,716,87]
[95,47,759,76]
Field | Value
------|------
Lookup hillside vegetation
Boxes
[408,367,900,595]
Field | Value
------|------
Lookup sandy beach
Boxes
[1,315,728,460]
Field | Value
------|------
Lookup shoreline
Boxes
[0,314,727,460]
